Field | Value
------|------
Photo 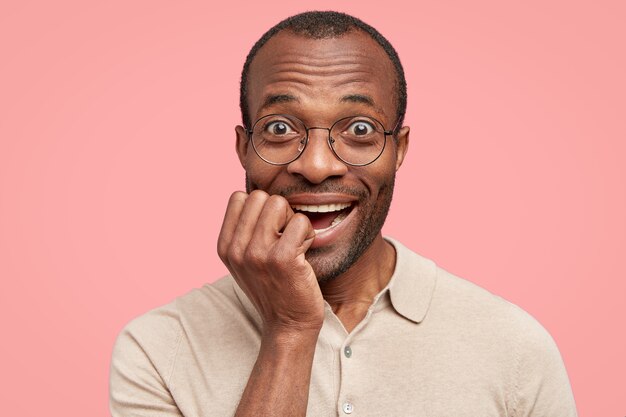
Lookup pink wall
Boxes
[1,1,623,415]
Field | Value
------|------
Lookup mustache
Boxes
[278,182,368,200]
[247,175,368,200]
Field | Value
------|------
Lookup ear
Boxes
[394,126,410,171]
[235,125,249,170]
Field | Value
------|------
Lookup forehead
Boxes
[246,29,397,124]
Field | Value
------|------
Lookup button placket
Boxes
[337,306,378,417]
[338,341,356,415]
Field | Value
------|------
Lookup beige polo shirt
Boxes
[110,238,577,416]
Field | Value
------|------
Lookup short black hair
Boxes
[239,11,407,132]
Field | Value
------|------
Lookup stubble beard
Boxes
[245,172,396,283]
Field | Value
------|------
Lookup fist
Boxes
[217,190,325,334]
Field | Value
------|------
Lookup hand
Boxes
[217,190,325,337]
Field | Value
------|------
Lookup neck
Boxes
[319,235,396,332]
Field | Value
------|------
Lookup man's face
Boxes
[235,29,409,282]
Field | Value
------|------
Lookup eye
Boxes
[265,120,294,135]
[347,120,375,136]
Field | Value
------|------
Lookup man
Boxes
[110,11,577,417]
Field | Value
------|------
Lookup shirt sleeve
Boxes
[109,307,184,417]
[510,310,578,417]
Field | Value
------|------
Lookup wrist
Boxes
[262,325,322,350]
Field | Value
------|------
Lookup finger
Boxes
[250,194,295,246]
[229,190,270,253]
[278,212,316,256]
[217,191,248,260]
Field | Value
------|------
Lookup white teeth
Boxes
[291,202,351,213]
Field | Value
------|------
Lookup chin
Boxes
[307,251,352,283]
[306,228,380,283]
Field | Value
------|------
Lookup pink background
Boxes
[1,1,624,415]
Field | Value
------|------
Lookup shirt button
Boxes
[342,402,354,414]
[344,346,352,358]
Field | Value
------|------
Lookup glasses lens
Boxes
[251,115,306,164]
[330,116,386,165]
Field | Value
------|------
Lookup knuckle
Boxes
[248,189,269,202]
[266,195,291,217]
[229,191,247,204]
[227,242,245,265]
[217,241,228,260]
[244,244,266,266]
[267,194,287,208]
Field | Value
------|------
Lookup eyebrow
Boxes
[340,94,376,107]
[259,94,299,113]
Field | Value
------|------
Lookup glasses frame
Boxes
[246,114,402,167]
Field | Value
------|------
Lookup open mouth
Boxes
[291,202,353,233]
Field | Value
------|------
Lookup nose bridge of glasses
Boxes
[306,126,332,134]
[305,126,333,144]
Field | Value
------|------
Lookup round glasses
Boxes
[247,114,398,166]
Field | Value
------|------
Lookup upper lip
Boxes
[286,193,358,206]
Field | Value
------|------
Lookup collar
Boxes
[384,237,437,323]
[231,237,438,325]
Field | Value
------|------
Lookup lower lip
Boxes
[309,206,357,249]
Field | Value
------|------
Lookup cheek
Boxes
[244,161,284,191]
[360,159,398,200]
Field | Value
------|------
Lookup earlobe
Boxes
[394,126,410,171]
[235,125,249,169]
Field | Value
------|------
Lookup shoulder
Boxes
[435,265,558,348]
[111,275,243,376]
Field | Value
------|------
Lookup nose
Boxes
[286,128,348,184]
